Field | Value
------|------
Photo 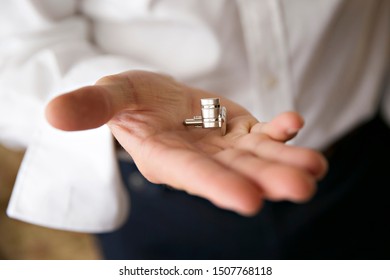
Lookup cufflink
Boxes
[184,98,227,135]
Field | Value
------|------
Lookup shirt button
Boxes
[127,171,146,191]
[265,75,278,90]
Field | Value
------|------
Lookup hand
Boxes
[46,70,328,216]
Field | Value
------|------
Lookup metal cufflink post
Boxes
[184,98,227,135]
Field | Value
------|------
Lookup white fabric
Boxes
[0,0,389,232]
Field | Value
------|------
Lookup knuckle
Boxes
[95,74,122,85]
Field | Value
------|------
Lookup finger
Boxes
[236,134,328,179]
[45,83,129,131]
[150,151,263,216]
[45,70,175,131]
[123,137,264,216]
[214,148,317,202]
[251,111,304,142]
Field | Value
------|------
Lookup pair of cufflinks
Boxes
[184,98,227,135]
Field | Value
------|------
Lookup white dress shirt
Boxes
[0,0,389,232]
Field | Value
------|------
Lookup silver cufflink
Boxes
[184,98,227,135]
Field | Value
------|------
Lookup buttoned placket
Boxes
[236,0,294,122]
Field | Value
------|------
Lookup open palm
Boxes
[46,70,327,215]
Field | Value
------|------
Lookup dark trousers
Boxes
[97,114,390,259]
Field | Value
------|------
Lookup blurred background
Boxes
[0,144,102,259]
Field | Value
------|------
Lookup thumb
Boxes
[46,86,111,131]
[45,72,144,131]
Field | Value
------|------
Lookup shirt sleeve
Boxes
[1,0,223,233]
[0,1,146,232]
[0,1,154,149]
